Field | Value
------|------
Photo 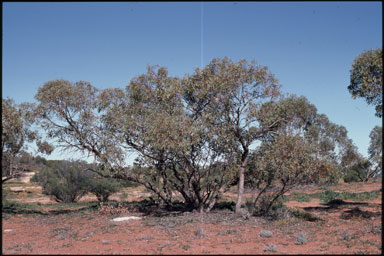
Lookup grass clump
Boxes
[295,232,308,245]
[291,208,322,222]
[260,230,273,238]
[264,244,278,252]
[2,200,40,214]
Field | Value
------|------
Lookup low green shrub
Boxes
[213,200,236,211]
[2,200,38,214]
[343,170,360,183]
[32,160,124,203]
[291,208,321,222]
[88,178,122,202]
[295,232,308,244]
[246,195,289,219]
[284,189,381,203]
[31,160,92,203]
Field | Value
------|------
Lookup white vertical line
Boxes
[201,1,204,69]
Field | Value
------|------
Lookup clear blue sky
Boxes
[2,2,382,161]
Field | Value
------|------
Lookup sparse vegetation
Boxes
[291,208,322,222]
[285,189,381,203]
[1,58,381,255]
[264,244,278,252]
[295,232,308,245]
[31,160,124,203]
[260,230,273,238]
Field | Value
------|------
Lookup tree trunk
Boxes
[235,161,246,213]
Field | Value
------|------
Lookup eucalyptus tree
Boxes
[245,95,360,214]
[182,57,281,213]
[353,126,382,181]
[254,95,359,184]
[368,125,382,174]
[2,98,53,183]
[348,48,382,117]
[34,67,237,212]
[100,66,238,212]
[246,132,319,215]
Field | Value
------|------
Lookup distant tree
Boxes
[348,48,382,117]
[353,126,382,181]
[253,95,359,184]
[2,98,53,183]
[368,126,382,169]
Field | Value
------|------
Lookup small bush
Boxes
[32,160,124,203]
[340,229,354,241]
[295,232,308,245]
[31,160,92,203]
[291,208,321,222]
[247,195,290,220]
[214,200,236,211]
[343,170,360,183]
[320,190,340,202]
[260,230,273,238]
[88,178,122,202]
[264,244,278,252]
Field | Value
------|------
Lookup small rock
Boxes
[111,216,142,222]
[102,240,109,245]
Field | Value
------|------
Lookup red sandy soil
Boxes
[2,182,382,255]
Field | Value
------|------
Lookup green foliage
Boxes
[284,189,381,203]
[119,180,140,188]
[291,208,321,222]
[183,57,281,212]
[2,200,39,214]
[284,192,312,202]
[369,126,382,161]
[31,160,93,203]
[245,195,288,219]
[32,160,123,203]
[245,130,322,218]
[2,98,52,182]
[343,170,361,183]
[341,126,382,182]
[213,200,236,211]
[367,126,382,178]
[247,95,356,188]
[31,58,362,213]
[88,178,122,202]
[348,48,382,117]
